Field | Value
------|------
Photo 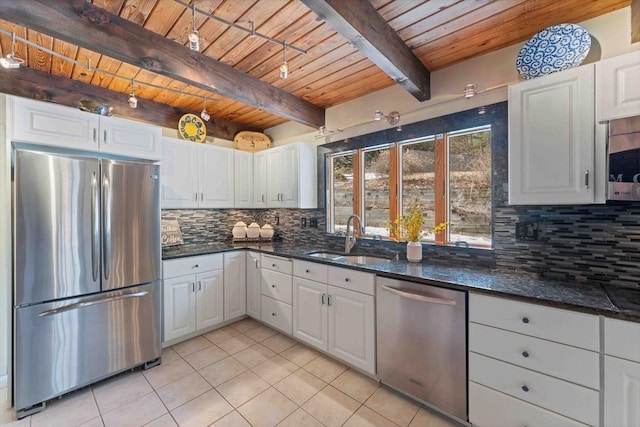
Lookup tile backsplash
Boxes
[162,208,325,246]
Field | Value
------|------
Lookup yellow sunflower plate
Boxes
[178,113,206,142]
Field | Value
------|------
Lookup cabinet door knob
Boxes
[272,284,276,288]
[522,317,530,324]
[306,269,310,273]
[194,264,199,268]
[272,312,276,316]
[521,385,529,392]
[522,351,530,358]
[272,263,277,268]
[345,278,350,282]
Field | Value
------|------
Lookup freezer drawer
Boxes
[14,283,161,411]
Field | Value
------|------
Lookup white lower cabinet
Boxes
[292,260,375,374]
[163,254,224,343]
[224,251,246,320]
[260,254,293,334]
[469,382,588,427]
[468,293,601,426]
[604,318,640,427]
[246,251,261,319]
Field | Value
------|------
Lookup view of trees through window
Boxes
[328,125,492,248]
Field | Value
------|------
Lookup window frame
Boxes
[327,125,492,248]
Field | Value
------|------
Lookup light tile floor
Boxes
[0,319,461,427]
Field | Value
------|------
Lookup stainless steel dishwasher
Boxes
[377,276,467,422]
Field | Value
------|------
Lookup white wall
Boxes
[265,6,639,146]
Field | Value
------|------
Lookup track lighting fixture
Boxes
[200,96,210,121]
[188,4,200,51]
[128,79,138,108]
[280,42,289,80]
[373,110,400,125]
[464,83,477,98]
[478,106,486,115]
[0,32,24,69]
[314,125,342,139]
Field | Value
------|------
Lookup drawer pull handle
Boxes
[321,293,326,305]
[521,385,529,392]
[272,263,277,268]
[522,351,530,358]
[522,317,530,324]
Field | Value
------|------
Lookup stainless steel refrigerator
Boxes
[12,146,162,417]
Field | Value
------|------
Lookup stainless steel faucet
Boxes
[345,214,364,254]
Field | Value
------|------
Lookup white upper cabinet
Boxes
[10,96,161,160]
[266,142,317,209]
[161,137,234,209]
[253,151,268,208]
[200,144,234,208]
[509,64,598,205]
[597,51,640,122]
[234,150,253,208]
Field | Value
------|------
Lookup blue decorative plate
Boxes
[516,23,591,79]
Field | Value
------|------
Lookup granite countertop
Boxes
[162,242,640,322]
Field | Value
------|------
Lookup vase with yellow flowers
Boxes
[389,207,448,262]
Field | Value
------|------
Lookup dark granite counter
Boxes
[163,242,640,322]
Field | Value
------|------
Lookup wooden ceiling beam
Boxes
[0,66,253,140]
[0,0,325,128]
[300,0,431,101]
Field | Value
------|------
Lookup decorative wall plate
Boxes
[234,131,272,152]
[178,113,206,142]
[516,23,591,80]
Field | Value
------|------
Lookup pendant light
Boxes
[0,32,24,69]
[128,78,138,108]
[200,96,210,121]
[279,42,289,80]
[188,4,200,52]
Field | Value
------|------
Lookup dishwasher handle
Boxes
[381,285,456,305]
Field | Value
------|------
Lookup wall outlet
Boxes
[516,222,539,241]
[310,218,318,228]
[300,217,307,228]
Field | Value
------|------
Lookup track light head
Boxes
[200,108,210,121]
[279,61,289,80]
[189,4,200,51]
[464,83,477,98]
[128,93,138,108]
[374,110,384,121]
[0,54,22,69]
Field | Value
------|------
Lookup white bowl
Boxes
[247,222,261,238]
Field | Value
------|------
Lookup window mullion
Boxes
[353,149,363,235]
[389,144,399,239]
[434,133,448,244]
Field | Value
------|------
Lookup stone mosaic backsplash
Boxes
[162,208,326,246]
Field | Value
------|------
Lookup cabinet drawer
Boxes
[261,295,292,334]
[261,269,293,304]
[328,266,374,295]
[163,254,223,279]
[469,293,599,351]
[469,352,599,426]
[293,260,328,283]
[469,382,588,427]
[470,322,600,389]
[605,317,640,362]
[261,254,293,275]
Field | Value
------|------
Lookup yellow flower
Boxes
[389,207,448,242]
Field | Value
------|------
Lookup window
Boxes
[327,125,492,248]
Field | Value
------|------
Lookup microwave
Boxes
[608,116,640,201]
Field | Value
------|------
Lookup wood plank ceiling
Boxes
[0,0,631,138]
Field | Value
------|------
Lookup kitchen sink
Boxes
[306,251,344,260]
[336,255,392,265]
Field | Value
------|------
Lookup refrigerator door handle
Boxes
[102,172,112,280]
[37,291,149,317]
[91,171,100,282]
